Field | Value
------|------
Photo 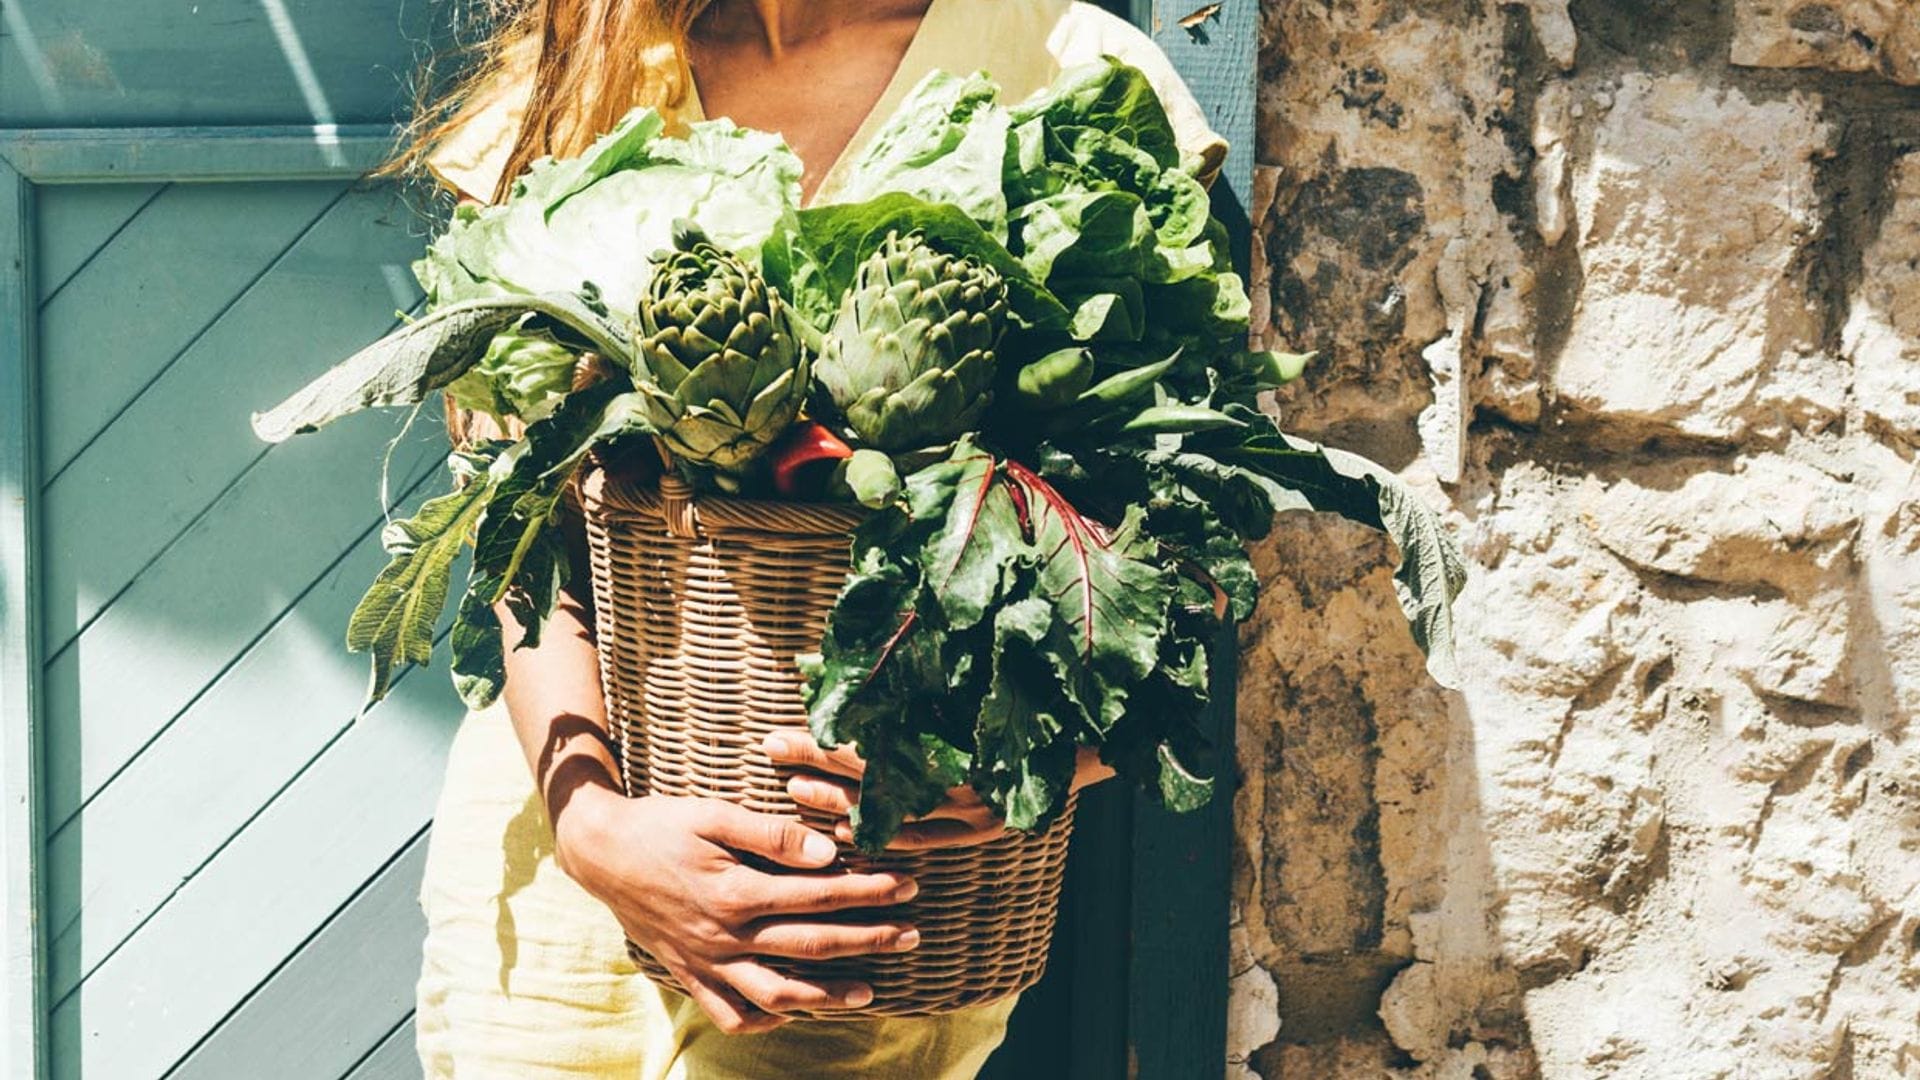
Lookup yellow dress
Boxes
[414,3,1224,1076]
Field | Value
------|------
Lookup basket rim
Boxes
[581,463,867,538]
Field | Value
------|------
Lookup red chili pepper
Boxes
[768,420,855,498]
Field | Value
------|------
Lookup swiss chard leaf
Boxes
[1192,417,1467,688]
[806,439,1205,850]
[1001,462,1170,681]
[801,541,970,849]
[973,595,1085,830]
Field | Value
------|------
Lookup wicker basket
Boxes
[580,465,1077,1019]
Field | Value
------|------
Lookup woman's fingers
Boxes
[832,796,1006,850]
[740,918,920,961]
[792,773,1007,849]
[762,729,866,780]
[676,965,789,1035]
[717,959,876,1015]
[731,867,918,919]
[690,798,839,869]
[789,775,994,825]
[787,773,857,814]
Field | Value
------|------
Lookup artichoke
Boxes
[815,231,1008,455]
[631,222,809,482]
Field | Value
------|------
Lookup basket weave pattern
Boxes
[581,466,1076,1019]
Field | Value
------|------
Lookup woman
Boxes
[404,1,1227,1075]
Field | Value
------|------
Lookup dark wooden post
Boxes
[1123,5,1254,1071]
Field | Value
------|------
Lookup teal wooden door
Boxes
[2,4,1252,1078]
[2,4,451,1077]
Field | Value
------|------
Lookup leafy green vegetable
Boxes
[347,444,511,707]
[450,378,649,709]
[444,324,580,428]
[250,291,633,443]
[1031,400,1469,688]
[416,110,802,313]
[805,439,1211,852]
[339,367,649,712]
[255,58,1468,856]
[1191,418,1468,686]
[835,70,1012,241]
[1007,57,1185,178]
[997,60,1226,357]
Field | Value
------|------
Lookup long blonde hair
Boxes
[394,1,711,445]
[388,0,710,204]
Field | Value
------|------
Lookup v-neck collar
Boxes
[681,0,948,208]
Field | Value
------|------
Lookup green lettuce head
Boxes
[443,325,578,427]
[416,109,803,315]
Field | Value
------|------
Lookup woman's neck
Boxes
[695,0,931,59]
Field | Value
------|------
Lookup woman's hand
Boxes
[763,730,1116,851]
[553,784,921,1034]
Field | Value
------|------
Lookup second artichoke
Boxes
[632,223,809,483]
[815,232,1008,456]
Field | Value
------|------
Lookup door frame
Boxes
[0,124,394,1080]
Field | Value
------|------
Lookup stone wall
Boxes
[1232,2,1920,1076]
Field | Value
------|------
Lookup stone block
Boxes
[1552,75,1840,442]
[1844,151,1920,444]
[1733,0,1920,85]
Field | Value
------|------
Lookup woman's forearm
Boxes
[456,403,624,837]
[496,585,624,840]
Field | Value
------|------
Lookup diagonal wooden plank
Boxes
[37,183,428,655]
[36,179,348,477]
[43,462,446,999]
[38,406,444,829]
[45,646,461,1080]
[166,830,430,1080]
[32,183,165,306]
[343,1015,422,1080]
[0,0,434,128]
